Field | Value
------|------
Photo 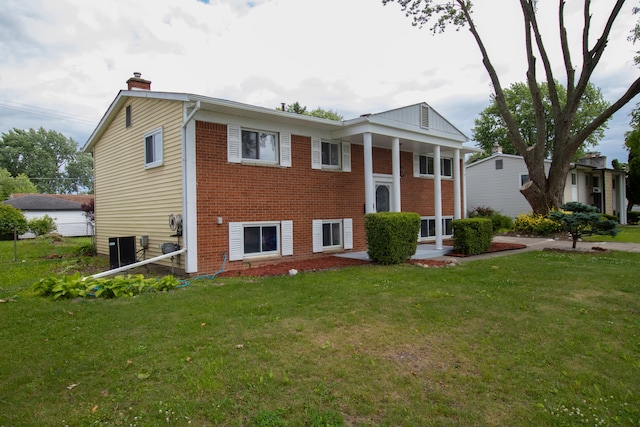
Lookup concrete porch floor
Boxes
[335,243,453,261]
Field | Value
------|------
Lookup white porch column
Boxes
[619,174,627,224]
[392,137,401,212]
[434,145,443,249]
[363,132,375,214]
[453,148,461,219]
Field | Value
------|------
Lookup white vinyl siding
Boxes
[92,97,183,268]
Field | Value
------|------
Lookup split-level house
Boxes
[466,148,628,223]
[84,74,476,275]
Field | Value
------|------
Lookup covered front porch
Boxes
[331,103,478,249]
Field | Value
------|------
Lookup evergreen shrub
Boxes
[365,212,420,264]
[451,218,492,255]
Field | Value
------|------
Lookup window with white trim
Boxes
[311,137,351,171]
[322,141,340,168]
[144,127,163,168]
[242,129,277,162]
[228,220,293,261]
[227,124,291,167]
[415,154,453,177]
[419,217,453,239]
[312,218,353,252]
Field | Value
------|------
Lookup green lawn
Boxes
[582,224,640,243]
[1,238,639,426]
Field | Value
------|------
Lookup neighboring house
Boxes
[466,149,628,223]
[3,193,94,237]
[83,73,477,275]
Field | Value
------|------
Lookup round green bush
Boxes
[0,204,28,240]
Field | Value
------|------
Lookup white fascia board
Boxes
[83,90,191,152]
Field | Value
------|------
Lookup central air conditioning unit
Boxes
[593,187,601,193]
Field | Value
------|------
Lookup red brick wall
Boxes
[195,121,460,274]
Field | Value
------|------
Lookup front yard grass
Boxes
[582,224,640,243]
[1,238,639,425]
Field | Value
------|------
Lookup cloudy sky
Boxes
[1,0,638,163]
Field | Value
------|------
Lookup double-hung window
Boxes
[321,141,341,168]
[419,217,453,239]
[415,154,453,178]
[311,137,351,171]
[144,127,163,168]
[312,219,353,252]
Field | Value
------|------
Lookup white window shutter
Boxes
[341,142,351,172]
[228,222,243,261]
[280,133,291,167]
[227,124,241,163]
[343,218,353,249]
[312,220,323,253]
[413,153,420,177]
[311,136,322,169]
[281,220,293,256]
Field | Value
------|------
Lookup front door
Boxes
[374,175,393,212]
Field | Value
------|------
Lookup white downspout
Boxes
[182,100,201,273]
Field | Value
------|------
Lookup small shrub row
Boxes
[468,206,513,233]
[513,213,561,235]
[32,273,182,300]
[365,212,420,264]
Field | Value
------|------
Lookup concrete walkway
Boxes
[436,235,640,263]
[337,235,640,263]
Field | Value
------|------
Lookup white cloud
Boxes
[0,0,638,163]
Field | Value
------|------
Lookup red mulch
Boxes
[216,256,371,278]
[216,241,528,278]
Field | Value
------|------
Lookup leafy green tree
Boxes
[625,109,640,211]
[473,81,609,159]
[548,202,618,249]
[0,128,93,194]
[0,204,28,240]
[280,103,343,121]
[383,0,640,214]
[0,168,37,201]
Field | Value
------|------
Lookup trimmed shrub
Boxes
[27,215,57,236]
[365,212,421,264]
[468,206,513,233]
[451,218,492,255]
[513,213,561,235]
[627,211,639,224]
[0,204,28,240]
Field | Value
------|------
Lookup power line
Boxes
[0,99,98,127]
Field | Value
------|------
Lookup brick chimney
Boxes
[126,72,151,90]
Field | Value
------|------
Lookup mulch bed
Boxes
[216,241,529,278]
